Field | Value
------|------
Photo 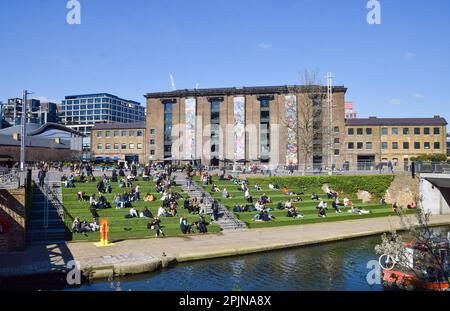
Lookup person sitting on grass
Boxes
[343,197,353,207]
[253,210,275,222]
[254,201,264,211]
[180,216,193,234]
[332,199,342,214]
[317,200,328,210]
[254,183,262,191]
[196,216,208,234]
[127,173,136,183]
[244,189,252,202]
[287,206,304,219]
[148,217,165,238]
[326,187,338,199]
[104,178,112,194]
[210,184,219,194]
[348,207,372,215]
[169,203,177,217]
[269,183,280,190]
[97,180,105,194]
[68,174,75,188]
[155,183,164,193]
[90,218,100,232]
[114,193,124,209]
[77,191,87,201]
[283,186,291,196]
[318,206,327,218]
[259,193,271,204]
[140,207,153,218]
[392,202,401,214]
[222,188,232,198]
[311,193,320,201]
[144,192,155,202]
[97,195,110,209]
[276,201,285,210]
[285,200,292,209]
[89,194,99,208]
[72,218,82,233]
[157,205,171,217]
[129,207,139,218]
[142,171,150,182]
[89,202,100,221]
[407,202,417,209]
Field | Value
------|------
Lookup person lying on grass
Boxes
[72,217,100,233]
[269,183,280,190]
[348,207,371,215]
[343,197,353,207]
[253,210,275,222]
[311,193,320,201]
[211,184,221,193]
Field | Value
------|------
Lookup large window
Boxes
[210,100,220,157]
[414,142,421,149]
[434,142,441,149]
[348,128,354,135]
[357,128,363,135]
[260,98,271,156]
[348,142,354,149]
[424,128,430,135]
[392,142,398,149]
[129,143,135,149]
[164,102,173,158]
[137,143,143,149]
[381,142,388,149]
[97,131,102,138]
[392,128,398,135]
[403,142,410,149]
[424,142,430,149]
[366,128,373,135]
[366,142,373,149]
[414,128,420,135]
[403,128,410,135]
[434,127,440,135]
[97,143,102,150]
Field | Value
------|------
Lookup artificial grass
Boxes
[195,176,416,229]
[61,179,221,242]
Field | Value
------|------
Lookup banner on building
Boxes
[185,98,196,160]
[233,96,246,160]
[285,95,298,165]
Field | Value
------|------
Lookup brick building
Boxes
[145,85,347,169]
[344,117,448,170]
[91,122,146,164]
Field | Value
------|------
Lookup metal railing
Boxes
[0,170,25,189]
[414,162,450,174]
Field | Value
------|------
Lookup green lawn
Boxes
[61,178,221,242]
[195,176,416,229]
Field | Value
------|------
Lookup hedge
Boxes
[247,175,395,199]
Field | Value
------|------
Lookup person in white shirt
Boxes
[317,200,327,209]
[130,207,138,218]
[157,206,167,217]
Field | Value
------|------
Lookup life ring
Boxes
[0,218,9,235]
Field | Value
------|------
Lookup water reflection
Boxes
[68,235,389,291]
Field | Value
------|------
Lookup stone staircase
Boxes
[173,173,247,231]
[26,182,67,245]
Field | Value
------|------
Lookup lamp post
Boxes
[20,90,33,172]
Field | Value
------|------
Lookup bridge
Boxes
[420,173,450,215]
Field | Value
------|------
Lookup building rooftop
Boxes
[0,123,84,137]
[0,134,70,149]
[145,85,347,99]
[346,117,448,126]
[91,122,146,130]
[64,93,142,106]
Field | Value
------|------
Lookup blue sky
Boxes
[0,0,449,124]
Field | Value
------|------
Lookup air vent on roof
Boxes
[434,115,441,118]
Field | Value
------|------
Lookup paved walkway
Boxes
[2,214,450,279]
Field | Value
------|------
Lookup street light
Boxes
[20,90,34,172]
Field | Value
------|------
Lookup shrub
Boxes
[247,175,395,199]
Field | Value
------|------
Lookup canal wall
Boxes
[2,214,450,283]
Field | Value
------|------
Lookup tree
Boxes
[282,69,328,175]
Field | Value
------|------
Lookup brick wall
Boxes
[0,188,27,252]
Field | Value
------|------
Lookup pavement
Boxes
[1,214,450,280]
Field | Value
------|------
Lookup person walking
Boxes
[38,168,46,188]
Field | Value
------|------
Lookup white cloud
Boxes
[390,99,402,105]
[404,51,416,59]
[258,42,272,50]
[413,93,424,99]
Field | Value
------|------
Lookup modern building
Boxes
[344,117,448,170]
[60,93,146,160]
[0,123,84,163]
[1,98,59,127]
[91,122,146,164]
[145,85,347,169]
[345,102,357,119]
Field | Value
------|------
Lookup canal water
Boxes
[68,235,386,291]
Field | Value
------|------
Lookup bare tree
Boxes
[282,69,327,175]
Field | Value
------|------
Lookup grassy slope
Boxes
[62,179,220,242]
[196,176,416,229]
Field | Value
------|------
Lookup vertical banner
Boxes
[233,96,246,160]
[285,95,298,165]
[185,98,196,160]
